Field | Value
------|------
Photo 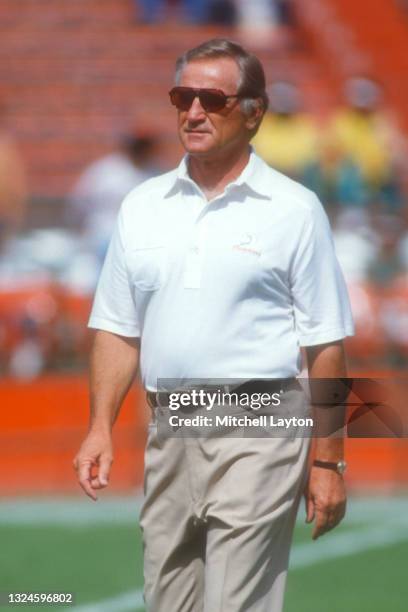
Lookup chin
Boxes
[183,143,214,158]
[185,144,213,156]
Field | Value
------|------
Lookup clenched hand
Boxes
[73,429,113,501]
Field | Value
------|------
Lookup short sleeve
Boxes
[290,195,354,346]
[88,210,140,337]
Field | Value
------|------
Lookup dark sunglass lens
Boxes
[170,89,195,110]
[199,91,226,111]
[169,88,229,112]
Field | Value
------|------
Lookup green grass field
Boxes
[0,496,407,611]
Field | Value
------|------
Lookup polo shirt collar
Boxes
[165,147,271,200]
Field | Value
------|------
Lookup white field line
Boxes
[0,496,407,526]
[70,515,408,612]
[290,516,408,569]
[71,589,144,612]
[0,496,143,525]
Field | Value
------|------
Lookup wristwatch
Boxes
[313,459,347,475]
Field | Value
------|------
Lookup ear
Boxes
[244,98,264,131]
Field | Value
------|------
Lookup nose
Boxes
[186,95,206,121]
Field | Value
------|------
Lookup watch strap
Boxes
[313,459,340,472]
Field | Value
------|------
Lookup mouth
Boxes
[184,131,212,141]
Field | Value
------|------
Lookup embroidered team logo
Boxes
[232,233,261,257]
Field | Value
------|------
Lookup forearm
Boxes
[306,341,347,461]
[89,330,140,433]
[304,341,348,538]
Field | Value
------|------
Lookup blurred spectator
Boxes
[67,132,158,259]
[0,124,27,251]
[380,274,408,364]
[332,210,380,283]
[332,211,401,366]
[340,212,408,367]
[325,77,403,212]
[275,0,295,26]
[8,317,45,380]
[235,0,294,27]
[208,0,237,25]
[302,138,367,213]
[252,81,321,182]
[367,214,404,285]
[135,0,209,24]
[235,0,275,26]
[398,229,408,270]
[136,0,294,28]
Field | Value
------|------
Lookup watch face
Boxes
[337,460,347,475]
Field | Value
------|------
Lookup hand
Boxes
[304,465,347,540]
[73,429,113,501]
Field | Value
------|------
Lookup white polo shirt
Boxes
[89,150,354,390]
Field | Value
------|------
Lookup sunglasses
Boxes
[169,86,241,112]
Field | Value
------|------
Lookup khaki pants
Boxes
[140,405,310,612]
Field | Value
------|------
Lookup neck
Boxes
[188,145,251,200]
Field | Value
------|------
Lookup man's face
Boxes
[176,58,254,160]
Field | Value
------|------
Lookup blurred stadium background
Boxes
[0,0,407,610]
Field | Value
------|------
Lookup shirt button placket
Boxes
[184,211,206,290]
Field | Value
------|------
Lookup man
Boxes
[74,39,354,611]
[68,131,158,260]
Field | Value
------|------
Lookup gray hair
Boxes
[175,38,269,130]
